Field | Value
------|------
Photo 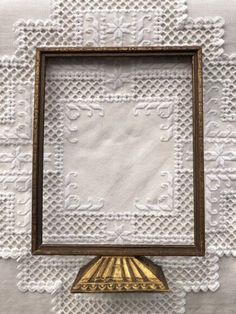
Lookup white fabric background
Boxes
[0,0,236,313]
[42,56,193,246]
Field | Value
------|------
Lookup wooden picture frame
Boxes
[32,46,205,257]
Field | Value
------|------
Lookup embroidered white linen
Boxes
[0,0,236,313]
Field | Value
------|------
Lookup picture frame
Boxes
[32,46,205,257]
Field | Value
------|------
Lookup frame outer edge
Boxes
[31,47,205,256]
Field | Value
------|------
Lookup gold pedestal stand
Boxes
[71,256,169,293]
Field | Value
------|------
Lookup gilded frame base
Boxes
[71,256,169,293]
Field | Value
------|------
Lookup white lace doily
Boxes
[0,0,236,313]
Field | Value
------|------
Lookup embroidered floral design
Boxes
[134,99,175,141]
[134,171,173,212]
[64,172,104,211]
[106,222,134,243]
[186,144,236,168]
[104,68,131,91]
[0,147,31,170]
[104,15,132,43]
